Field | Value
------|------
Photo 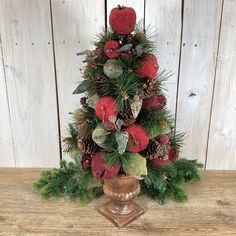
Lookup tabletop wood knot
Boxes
[216,200,230,206]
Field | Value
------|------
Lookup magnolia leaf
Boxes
[73,80,89,94]
[92,125,109,148]
[122,153,147,179]
[117,43,133,52]
[87,94,99,108]
[69,148,83,166]
[115,131,129,154]
[133,44,143,56]
[130,96,143,118]
[115,119,123,130]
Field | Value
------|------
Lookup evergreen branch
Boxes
[104,72,139,110]
[137,109,175,138]
[93,27,119,49]
[170,132,185,151]
[140,159,203,204]
[156,69,173,93]
[106,151,132,167]
[33,161,103,205]
[63,122,78,153]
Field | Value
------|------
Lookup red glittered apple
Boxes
[135,53,159,79]
[143,94,167,109]
[104,40,121,58]
[91,152,120,180]
[152,155,171,167]
[123,124,149,153]
[109,6,136,34]
[95,96,118,123]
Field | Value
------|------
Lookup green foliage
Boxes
[134,23,156,54]
[104,72,139,110]
[156,69,173,93]
[63,122,78,153]
[93,27,119,49]
[138,109,174,138]
[170,131,185,151]
[140,159,203,204]
[33,161,103,205]
[122,153,147,178]
[106,151,132,167]
[73,79,95,96]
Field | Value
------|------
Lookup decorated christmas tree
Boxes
[34,6,202,208]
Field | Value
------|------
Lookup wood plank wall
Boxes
[0,0,235,169]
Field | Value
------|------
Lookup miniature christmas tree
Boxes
[34,6,202,205]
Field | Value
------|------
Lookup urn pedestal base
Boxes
[98,176,145,227]
[99,200,144,227]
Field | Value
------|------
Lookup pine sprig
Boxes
[63,122,78,153]
[140,159,203,204]
[104,72,139,110]
[106,151,132,167]
[33,161,103,205]
[134,22,156,54]
[170,132,185,151]
[93,27,119,49]
[156,69,173,93]
[138,109,174,138]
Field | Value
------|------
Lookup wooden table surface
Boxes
[0,170,236,236]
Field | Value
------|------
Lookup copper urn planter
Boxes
[99,176,144,227]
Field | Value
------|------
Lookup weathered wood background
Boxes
[0,0,235,169]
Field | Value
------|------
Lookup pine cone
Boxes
[80,97,88,109]
[123,34,133,44]
[119,103,136,126]
[77,138,98,155]
[141,78,158,98]
[141,139,162,159]
[93,75,107,97]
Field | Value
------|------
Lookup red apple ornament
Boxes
[104,40,120,58]
[152,155,171,167]
[91,152,120,180]
[109,6,136,34]
[135,53,159,79]
[95,96,118,122]
[123,124,149,153]
[143,94,167,109]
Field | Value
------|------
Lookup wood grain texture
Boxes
[145,0,182,113]
[51,0,105,160]
[207,0,236,170]
[107,0,145,27]
[176,0,223,164]
[0,0,60,167]
[0,42,15,167]
[0,169,236,235]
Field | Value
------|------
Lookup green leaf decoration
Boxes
[118,43,133,52]
[73,80,90,94]
[69,148,83,166]
[115,131,129,154]
[115,119,124,130]
[103,59,123,78]
[92,124,109,148]
[123,153,147,179]
[130,96,143,119]
[87,94,99,108]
